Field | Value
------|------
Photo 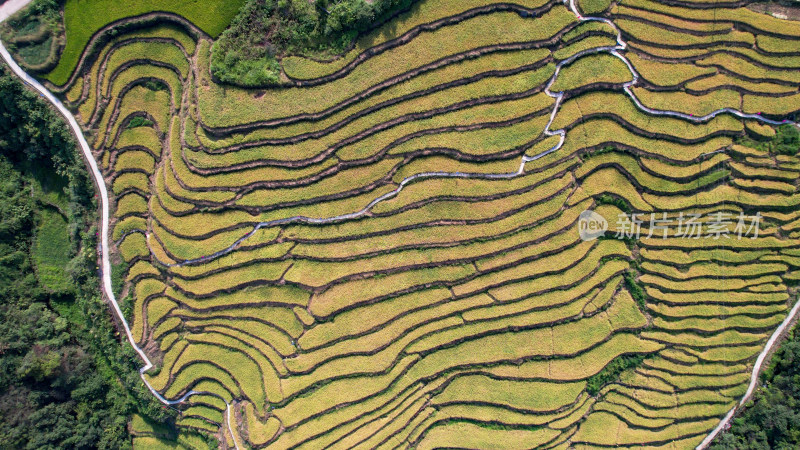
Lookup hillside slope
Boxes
[7,0,800,447]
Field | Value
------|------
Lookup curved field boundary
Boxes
[0,27,240,450]
[194,59,554,155]
[163,0,795,269]
[655,0,753,9]
[43,11,206,94]
[197,39,566,136]
[89,39,189,128]
[272,2,562,89]
[630,47,800,87]
[185,87,552,174]
[618,1,800,41]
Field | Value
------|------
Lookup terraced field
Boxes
[12,0,800,447]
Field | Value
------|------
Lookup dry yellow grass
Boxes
[627,52,715,87]
[550,53,632,92]
[113,150,156,174]
[631,87,741,117]
[112,172,150,194]
[417,421,561,450]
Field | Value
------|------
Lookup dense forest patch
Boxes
[712,323,800,449]
[0,63,185,448]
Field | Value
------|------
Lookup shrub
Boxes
[586,354,646,395]
[596,193,631,213]
[737,124,799,156]
[0,63,176,449]
[624,270,647,310]
[143,80,167,91]
[126,116,154,129]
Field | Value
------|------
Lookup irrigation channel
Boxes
[0,0,797,447]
